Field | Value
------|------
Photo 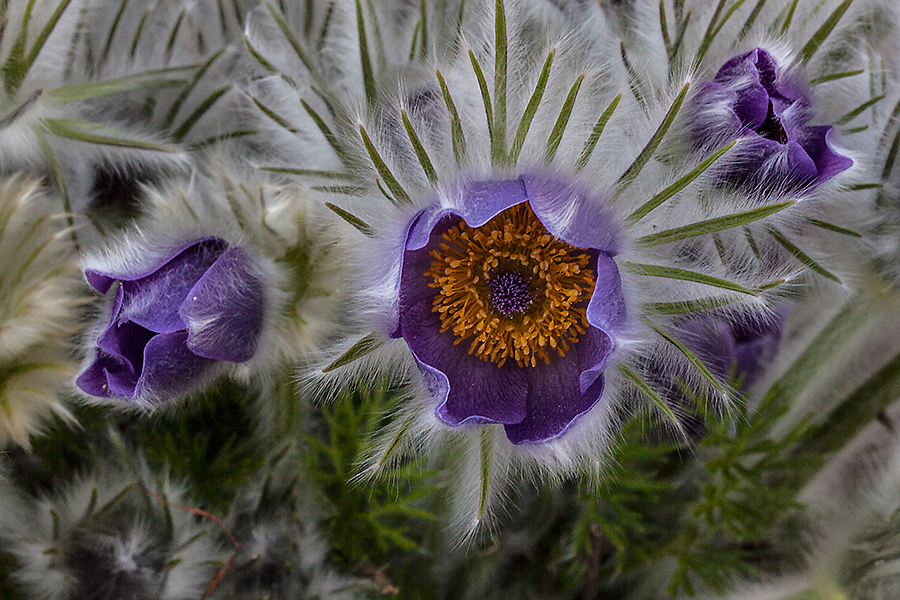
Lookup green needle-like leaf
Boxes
[737,0,768,41]
[800,0,854,63]
[508,49,555,165]
[437,69,468,164]
[322,332,383,372]
[805,218,862,237]
[832,94,885,126]
[265,0,316,74]
[545,74,584,165]
[470,50,494,164]
[618,365,680,426]
[792,348,900,464]
[493,0,507,164]
[301,99,352,167]
[164,51,225,128]
[779,0,799,35]
[646,322,726,393]
[3,0,73,94]
[401,110,438,184]
[172,85,230,142]
[98,0,132,65]
[809,69,865,85]
[767,226,842,283]
[48,67,194,104]
[644,296,737,315]
[324,202,373,236]
[615,83,689,194]
[479,427,493,520]
[627,140,735,222]
[42,119,180,152]
[376,415,416,469]
[576,94,621,172]
[637,201,794,247]
[355,0,377,103]
[252,97,298,133]
[623,262,757,295]
[359,124,411,205]
[694,0,727,67]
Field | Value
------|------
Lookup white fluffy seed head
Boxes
[0,177,84,447]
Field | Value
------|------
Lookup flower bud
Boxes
[77,237,268,404]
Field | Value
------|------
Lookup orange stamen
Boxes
[424,203,595,368]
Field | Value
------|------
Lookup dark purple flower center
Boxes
[756,100,788,144]
[488,270,533,316]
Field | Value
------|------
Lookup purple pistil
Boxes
[489,270,533,316]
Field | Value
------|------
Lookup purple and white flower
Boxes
[77,237,267,403]
[690,48,852,193]
[395,175,626,444]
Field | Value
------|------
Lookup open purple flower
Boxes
[76,238,266,403]
[691,48,852,193]
[394,175,626,444]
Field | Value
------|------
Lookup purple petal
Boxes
[119,239,228,334]
[97,319,156,376]
[782,140,819,185]
[401,298,528,426]
[801,125,854,183]
[397,215,460,332]
[76,354,127,398]
[404,179,529,253]
[521,174,619,253]
[732,82,770,130]
[180,247,266,362]
[135,331,217,400]
[505,334,608,444]
[586,253,627,332]
[85,270,116,293]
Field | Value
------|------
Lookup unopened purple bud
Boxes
[77,238,267,403]
[690,48,852,194]
[678,307,789,390]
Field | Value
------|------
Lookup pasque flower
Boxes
[690,47,852,193]
[677,307,789,391]
[77,237,267,403]
[396,175,625,444]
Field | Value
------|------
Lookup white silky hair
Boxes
[0,177,84,447]
[0,462,229,600]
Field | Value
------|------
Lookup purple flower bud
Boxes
[77,238,267,403]
[691,48,852,193]
[677,306,789,390]
[393,174,626,444]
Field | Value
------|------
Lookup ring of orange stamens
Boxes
[424,202,596,368]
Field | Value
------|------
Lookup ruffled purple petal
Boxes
[402,297,528,425]
[505,330,609,444]
[180,247,266,362]
[135,331,217,400]
[119,239,228,334]
[521,174,620,253]
[586,253,627,332]
[404,179,529,253]
[801,125,854,183]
